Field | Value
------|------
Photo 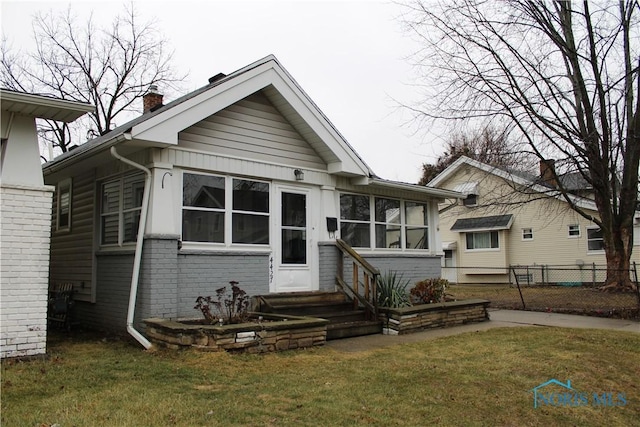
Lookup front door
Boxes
[273,187,316,293]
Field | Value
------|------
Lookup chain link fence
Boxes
[445,263,640,319]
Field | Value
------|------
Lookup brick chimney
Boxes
[539,159,557,187]
[143,85,163,113]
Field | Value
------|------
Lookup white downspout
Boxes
[110,146,153,350]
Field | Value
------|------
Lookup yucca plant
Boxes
[376,271,411,308]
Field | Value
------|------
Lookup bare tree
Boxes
[401,0,640,291]
[418,125,534,184]
[1,4,186,155]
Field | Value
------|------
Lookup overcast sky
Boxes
[1,0,448,183]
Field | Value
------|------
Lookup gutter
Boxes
[109,146,153,350]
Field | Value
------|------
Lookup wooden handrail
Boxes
[336,239,379,276]
[335,239,380,320]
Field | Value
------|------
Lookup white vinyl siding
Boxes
[179,92,326,170]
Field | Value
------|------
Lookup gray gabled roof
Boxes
[43,56,272,169]
[450,214,514,232]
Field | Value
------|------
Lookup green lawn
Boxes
[2,327,639,426]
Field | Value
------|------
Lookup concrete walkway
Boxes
[325,309,640,353]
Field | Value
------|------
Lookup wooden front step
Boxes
[327,320,383,340]
[255,292,381,340]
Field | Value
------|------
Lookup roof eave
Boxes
[357,177,465,199]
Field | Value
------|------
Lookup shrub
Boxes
[409,278,449,304]
[377,271,411,308]
[194,281,250,324]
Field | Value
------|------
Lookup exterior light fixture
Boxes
[294,169,304,181]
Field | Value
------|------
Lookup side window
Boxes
[99,174,145,246]
[56,178,72,232]
[522,228,533,241]
[463,194,478,207]
[568,224,580,238]
[587,228,605,252]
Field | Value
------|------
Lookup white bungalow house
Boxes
[428,156,640,285]
[42,55,460,341]
[1,89,93,359]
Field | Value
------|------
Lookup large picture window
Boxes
[466,231,499,250]
[182,174,225,243]
[182,173,270,245]
[100,174,145,245]
[340,194,429,250]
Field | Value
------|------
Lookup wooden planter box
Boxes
[144,313,329,353]
[378,299,490,335]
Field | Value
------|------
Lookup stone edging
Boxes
[378,299,490,335]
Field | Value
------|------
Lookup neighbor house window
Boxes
[56,178,72,231]
[466,231,499,250]
[182,173,270,245]
[522,228,533,241]
[568,224,580,237]
[340,194,429,250]
[463,194,478,207]
[100,174,145,245]
[587,227,605,252]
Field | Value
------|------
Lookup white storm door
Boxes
[273,187,315,293]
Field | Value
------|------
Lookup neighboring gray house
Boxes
[1,89,92,358]
[42,56,460,343]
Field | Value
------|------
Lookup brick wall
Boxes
[318,242,339,292]
[76,252,136,331]
[0,185,53,358]
[177,251,270,317]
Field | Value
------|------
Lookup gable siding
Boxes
[178,92,327,170]
[50,169,96,300]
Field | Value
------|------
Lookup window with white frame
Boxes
[182,173,269,245]
[587,227,605,251]
[375,197,400,248]
[568,224,580,237]
[462,194,478,207]
[340,194,429,250]
[466,231,499,250]
[340,194,370,248]
[522,228,533,241]
[56,178,72,231]
[405,201,429,249]
[100,174,145,245]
